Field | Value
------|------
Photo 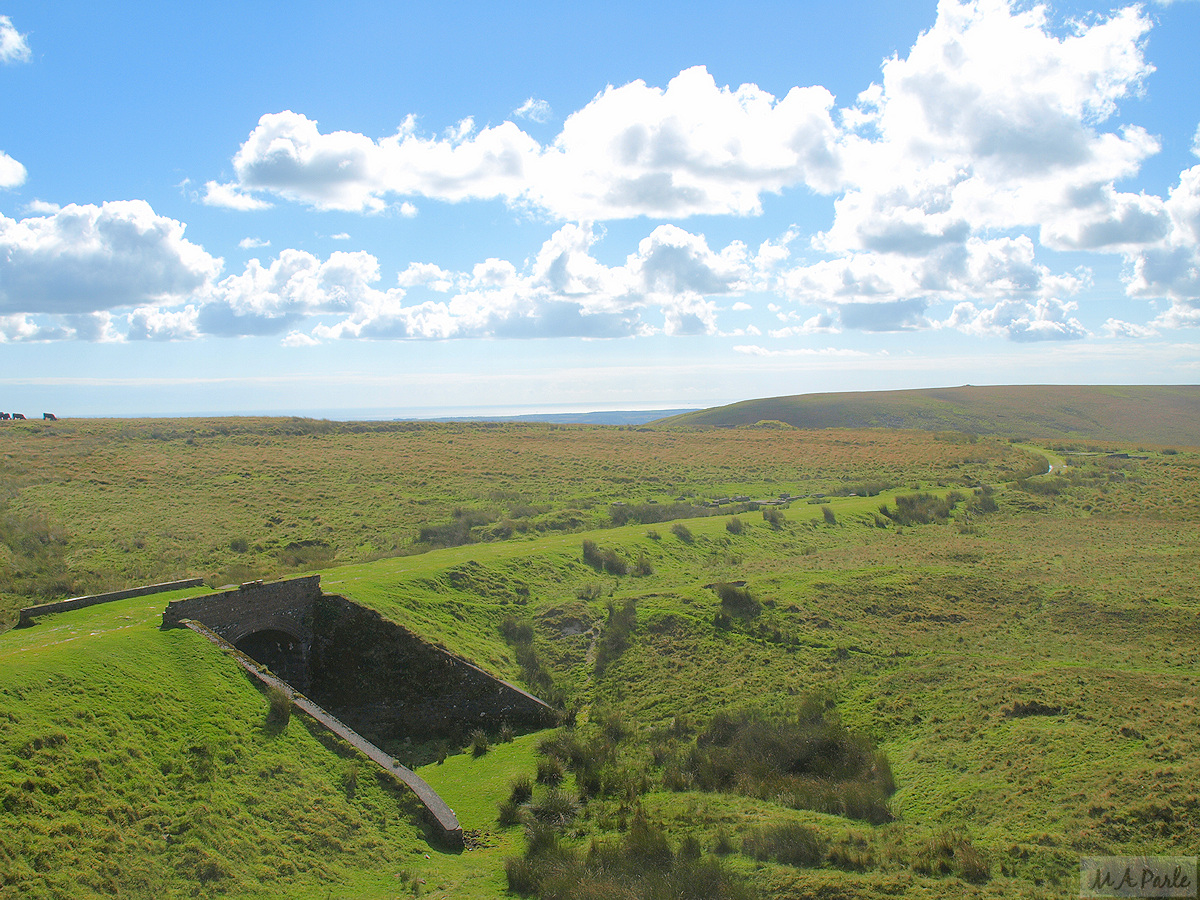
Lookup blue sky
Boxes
[1,0,1198,417]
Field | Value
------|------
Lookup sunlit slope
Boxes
[658,384,1200,445]
[0,590,478,900]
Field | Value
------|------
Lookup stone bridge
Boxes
[162,576,319,691]
[162,574,558,745]
[162,574,560,846]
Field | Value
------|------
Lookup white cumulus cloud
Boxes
[0,15,31,64]
[203,180,273,211]
[0,201,222,316]
[0,150,26,188]
[207,66,842,219]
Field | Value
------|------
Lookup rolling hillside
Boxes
[657,384,1200,446]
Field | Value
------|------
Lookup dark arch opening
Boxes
[236,629,309,692]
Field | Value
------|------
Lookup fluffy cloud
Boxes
[207,66,842,218]
[0,15,30,64]
[941,297,1089,341]
[0,311,119,343]
[529,66,842,218]
[0,200,768,342]
[192,1,1190,344]
[761,0,1171,340]
[203,180,272,211]
[825,0,1157,256]
[0,150,25,188]
[514,98,552,123]
[0,201,221,316]
[198,249,394,336]
[309,223,754,341]
[1121,127,1200,327]
[126,305,200,341]
[212,111,540,213]
[208,1,1156,237]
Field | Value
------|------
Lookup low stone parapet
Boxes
[18,578,205,628]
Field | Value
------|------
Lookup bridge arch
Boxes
[235,628,309,692]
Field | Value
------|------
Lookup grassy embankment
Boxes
[0,587,550,899]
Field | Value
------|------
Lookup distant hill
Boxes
[656,385,1200,446]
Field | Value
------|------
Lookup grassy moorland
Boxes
[0,416,1033,626]
[662,384,1200,445]
[1,400,1198,898]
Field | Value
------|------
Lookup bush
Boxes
[716,583,759,618]
[510,775,534,804]
[505,856,541,894]
[726,516,744,534]
[763,507,786,528]
[582,540,628,575]
[498,796,523,827]
[530,786,577,826]
[264,685,291,732]
[911,830,990,882]
[878,492,964,526]
[537,756,565,786]
[741,822,826,867]
[610,501,704,527]
[682,703,895,822]
[832,481,894,497]
[822,505,837,525]
[594,599,636,675]
[499,616,535,645]
[506,811,753,900]
[671,523,694,543]
[469,727,490,757]
[417,508,496,548]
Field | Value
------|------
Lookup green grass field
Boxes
[2,395,1199,898]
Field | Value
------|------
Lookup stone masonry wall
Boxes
[161,576,321,645]
[308,593,558,746]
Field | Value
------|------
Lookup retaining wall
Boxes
[309,593,559,745]
[18,578,205,628]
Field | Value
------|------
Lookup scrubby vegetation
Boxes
[877,491,964,526]
[665,702,895,824]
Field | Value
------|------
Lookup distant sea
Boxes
[92,407,702,426]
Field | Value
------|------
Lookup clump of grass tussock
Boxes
[663,700,895,825]
[507,806,753,900]
[911,829,991,883]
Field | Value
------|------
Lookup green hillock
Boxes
[658,384,1200,445]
